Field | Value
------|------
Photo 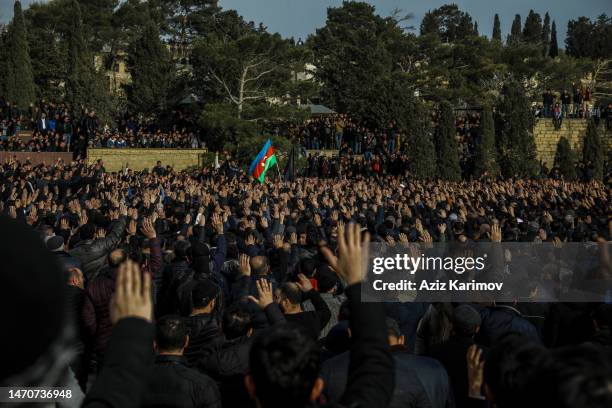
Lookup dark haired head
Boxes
[248,324,322,408]
[545,344,612,408]
[79,223,96,240]
[223,302,254,340]
[174,240,192,260]
[155,315,187,352]
[191,279,218,310]
[278,282,302,306]
[483,334,549,408]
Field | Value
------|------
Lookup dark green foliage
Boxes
[522,10,542,44]
[3,1,36,108]
[582,120,604,180]
[554,137,577,179]
[549,21,559,57]
[492,14,502,42]
[507,14,522,45]
[541,13,551,56]
[65,0,111,118]
[473,105,499,177]
[495,81,538,178]
[126,20,172,115]
[434,102,461,180]
[24,0,70,99]
[311,1,415,116]
[566,15,612,59]
[420,4,476,43]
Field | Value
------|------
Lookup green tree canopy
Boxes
[420,4,476,43]
[495,81,538,178]
[507,14,522,45]
[522,10,542,44]
[2,0,36,108]
[473,105,499,177]
[126,19,172,115]
[492,14,502,43]
[434,102,462,180]
[554,137,577,179]
[582,119,604,180]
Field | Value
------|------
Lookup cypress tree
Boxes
[474,21,479,36]
[549,21,559,57]
[435,102,462,181]
[554,137,577,179]
[65,0,110,114]
[522,10,542,44]
[3,1,36,108]
[541,12,551,56]
[473,105,499,177]
[582,119,604,180]
[407,102,438,178]
[496,81,539,178]
[507,14,522,45]
[492,14,502,43]
[127,19,172,115]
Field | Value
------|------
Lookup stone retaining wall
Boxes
[534,119,612,166]
[86,148,210,172]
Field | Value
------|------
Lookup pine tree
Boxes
[541,12,551,56]
[549,21,559,57]
[492,14,502,43]
[65,0,110,115]
[554,137,577,179]
[3,1,36,108]
[582,119,604,180]
[434,102,462,180]
[507,14,522,45]
[496,81,539,178]
[473,105,499,177]
[127,18,172,115]
[522,10,542,44]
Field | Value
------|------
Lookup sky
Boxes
[2,0,611,44]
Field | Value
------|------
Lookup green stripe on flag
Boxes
[257,154,277,183]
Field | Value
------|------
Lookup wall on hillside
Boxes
[87,148,210,172]
[534,119,612,166]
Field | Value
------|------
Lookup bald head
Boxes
[250,256,269,276]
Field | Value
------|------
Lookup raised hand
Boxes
[490,223,502,243]
[296,273,313,292]
[467,345,485,398]
[141,217,157,239]
[247,278,274,309]
[321,222,370,286]
[239,254,251,277]
[110,260,152,324]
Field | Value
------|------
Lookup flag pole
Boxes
[275,158,282,181]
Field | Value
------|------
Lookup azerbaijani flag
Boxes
[249,139,277,183]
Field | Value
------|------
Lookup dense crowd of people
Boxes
[1,154,611,407]
[0,98,202,155]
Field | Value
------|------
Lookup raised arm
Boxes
[322,223,394,408]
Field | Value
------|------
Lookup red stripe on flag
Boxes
[253,145,275,179]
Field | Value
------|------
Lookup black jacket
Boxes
[321,347,432,408]
[141,354,222,408]
[199,336,254,408]
[83,318,155,408]
[284,290,331,339]
[321,283,394,408]
[184,313,224,367]
[69,216,127,281]
[429,336,477,408]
